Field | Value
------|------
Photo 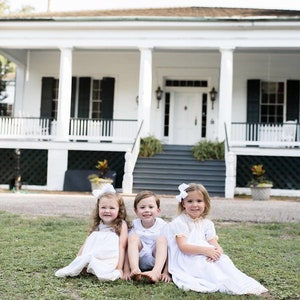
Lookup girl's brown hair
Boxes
[177,183,211,218]
[133,190,160,209]
[89,192,130,236]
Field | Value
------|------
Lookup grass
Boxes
[0,211,299,300]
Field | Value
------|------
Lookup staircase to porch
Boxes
[132,144,225,197]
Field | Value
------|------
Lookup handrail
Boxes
[224,122,230,152]
[131,120,144,152]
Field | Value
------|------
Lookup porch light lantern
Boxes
[155,86,163,108]
[209,87,218,109]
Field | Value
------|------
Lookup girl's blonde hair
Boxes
[133,190,160,209]
[89,192,130,235]
[177,183,211,218]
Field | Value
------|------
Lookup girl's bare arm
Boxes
[116,222,128,273]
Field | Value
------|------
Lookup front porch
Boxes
[1,118,299,197]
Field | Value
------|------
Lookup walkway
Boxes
[0,191,299,223]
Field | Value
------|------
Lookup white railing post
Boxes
[122,151,134,194]
[122,121,143,194]
[122,137,141,194]
[225,151,236,199]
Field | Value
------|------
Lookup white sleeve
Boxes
[204,219,217,241]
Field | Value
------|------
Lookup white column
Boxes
[47,149,68,190]
[217,48,234,142]
[56,48,73,141]
[138,48,153,137]
[13,64,25,116]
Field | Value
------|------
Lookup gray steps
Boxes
[132,144,225,196]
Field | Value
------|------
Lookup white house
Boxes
[0,6,299,197]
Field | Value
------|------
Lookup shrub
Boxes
[192,140,225,161]
[139,135,163,158]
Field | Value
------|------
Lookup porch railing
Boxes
[0,117,53,140]
[0,117,138,143]
[69,118,137,143]
[230,122,300,147]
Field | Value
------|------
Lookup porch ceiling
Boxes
[2,47,300,58]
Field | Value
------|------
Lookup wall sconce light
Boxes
[209,87,217,109]
[155,86,163,108]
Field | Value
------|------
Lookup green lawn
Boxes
[0,211,299,300]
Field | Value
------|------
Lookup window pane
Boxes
[269,94,276,103]
[269,106,275,115]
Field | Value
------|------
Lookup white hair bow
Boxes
[175,183,189,202]
[92,183,116,198]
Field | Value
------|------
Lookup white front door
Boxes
[171,91,203,145]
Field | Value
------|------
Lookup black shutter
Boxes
[40,77,54,118]
[286,80,300,121]
[70,77,77,118]
[247,80,260,123]
[100,77,115,119]
[78,77,91,118]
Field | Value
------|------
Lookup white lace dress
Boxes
[55,223,121,280]
[165,214,268,295]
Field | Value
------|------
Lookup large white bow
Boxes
[175,183,189,202]
[92,183,116,198]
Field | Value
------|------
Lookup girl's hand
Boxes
[121,270,132,281]
[205,247,222,262]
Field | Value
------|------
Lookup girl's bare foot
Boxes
[130,268,142,281]
[141,271,161,283]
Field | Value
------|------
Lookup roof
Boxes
[1,7,300,21]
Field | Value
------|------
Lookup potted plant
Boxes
[248,164,273,201]
[88,159,113,190]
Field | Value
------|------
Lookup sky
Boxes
[7,0,300,13]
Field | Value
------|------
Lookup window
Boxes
[51,79,59,119]
[165,79,207,87]
[91,79,102,119]
[164,93,170,136]
[260,81,284,123]
[50,78,104,119]
[201,93,207,137]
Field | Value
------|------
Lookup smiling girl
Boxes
[165,182,268,295]
[55,184,129,281]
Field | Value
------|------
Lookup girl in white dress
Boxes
[55,184,129,281]
[165,182,268,295]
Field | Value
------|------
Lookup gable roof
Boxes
[1,7,300,21]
